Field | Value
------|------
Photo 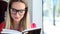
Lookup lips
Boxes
[15,17,20,19]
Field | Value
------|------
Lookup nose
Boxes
[16,12,20,16]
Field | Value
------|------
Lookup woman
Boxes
[0,0,36,33]
[5,0,28,32]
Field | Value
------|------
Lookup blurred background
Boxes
[43,0,60,34]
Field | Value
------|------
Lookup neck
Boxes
[12,20,20,30]
[13,21,20,25]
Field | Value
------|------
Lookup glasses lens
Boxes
[19,10,25,13]
[11,8,25,15]
[11,8,16,14]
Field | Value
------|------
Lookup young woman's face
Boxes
[10,2,25,22]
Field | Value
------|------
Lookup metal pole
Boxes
[53,5,55,26]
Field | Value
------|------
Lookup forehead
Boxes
[11,2,25,10]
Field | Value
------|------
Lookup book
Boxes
[1,27,41,34]
[1,29,22,34]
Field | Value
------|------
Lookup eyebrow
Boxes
[11,8,25,12]
[11,8,25,10]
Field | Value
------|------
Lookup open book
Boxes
[1,29,22,34]
[1,27,41,34]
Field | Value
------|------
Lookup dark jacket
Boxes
[0,1,7,24]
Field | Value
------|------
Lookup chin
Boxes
[16,20,20,22]
[15,19,20,22]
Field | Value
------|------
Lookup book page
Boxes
[1,29,22,34]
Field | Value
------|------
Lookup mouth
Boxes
[15,17,20,19]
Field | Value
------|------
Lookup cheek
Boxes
[10,13,15,19]
[21,12,25,18]
[20,14,24,19]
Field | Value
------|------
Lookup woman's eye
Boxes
[12,9,16,12]
[19,10,25,13]
[19,11,23,13]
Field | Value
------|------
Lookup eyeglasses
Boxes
[10,8,25,15]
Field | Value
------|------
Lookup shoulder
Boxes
[0,21,6,30]
[0,21,6,32]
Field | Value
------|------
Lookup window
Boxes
[43,0,60,34]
